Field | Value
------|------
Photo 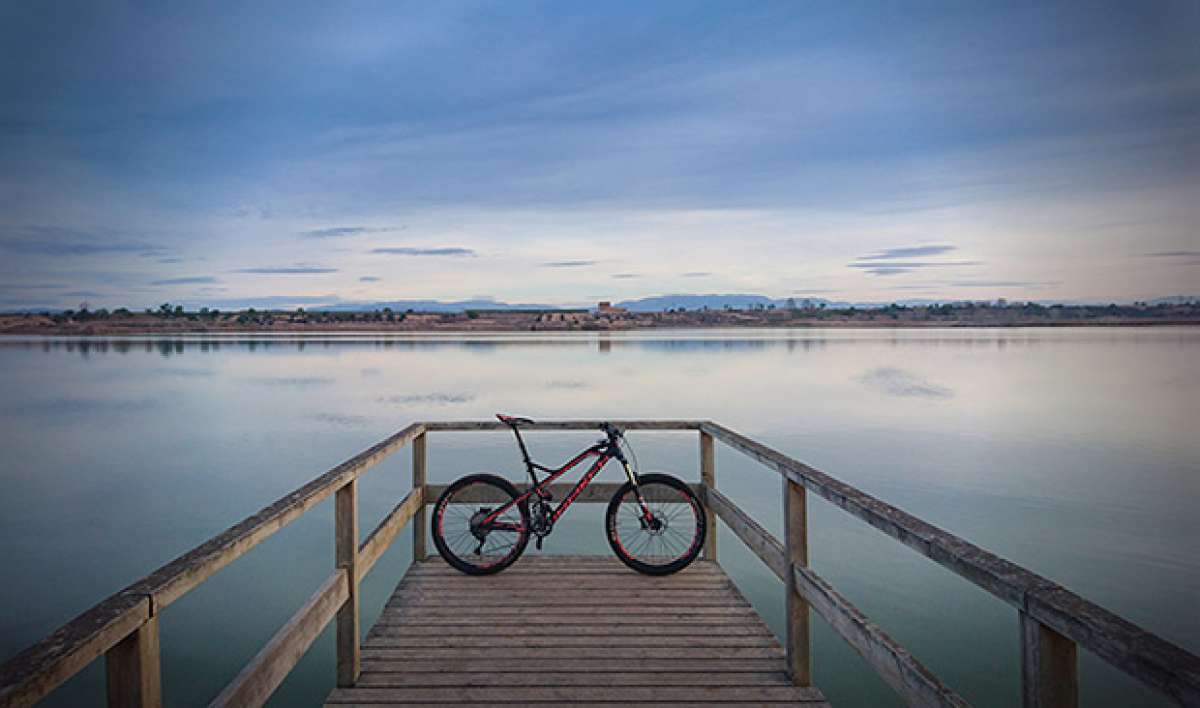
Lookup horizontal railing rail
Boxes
[2,419,1197,708]
[699,421,1200,707]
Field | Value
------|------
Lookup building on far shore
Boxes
[597,301,627,316]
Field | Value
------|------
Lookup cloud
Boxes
[849,261,982,276]
[248,376,335,387]
[542,260,595,268]
[61,290,104,298]
[301,226,403,238]
[157,257,184,264]
[359,276,381,282]
[0,226,164,256]
[232,265,338,274]
[1144,250,1200,265]
[610,273,640,279]
[682,272,712,278]
[857,245,957,260]
[151,276,219,285]
[859,368,953,399]
[371,246,475,256]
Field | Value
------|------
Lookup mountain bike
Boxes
[431,414,706,575]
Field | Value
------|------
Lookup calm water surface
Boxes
[1,328,1197,707]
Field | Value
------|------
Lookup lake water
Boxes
[1,328,1197,707]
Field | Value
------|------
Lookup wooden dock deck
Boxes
[324,556,829,706]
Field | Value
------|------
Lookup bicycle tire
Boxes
[432,473,530,575]
[605,473,706,575]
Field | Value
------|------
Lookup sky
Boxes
[1,1,1198,310]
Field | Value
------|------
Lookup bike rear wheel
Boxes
[432,474,530,575]
[605,473,706,575]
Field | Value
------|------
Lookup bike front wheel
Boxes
[432,474,530,575]
[605,473,706,575]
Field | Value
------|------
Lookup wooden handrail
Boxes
[705,486,969,707]
[0,422,425,707]
[701,421,1200,706]
[3,419,1198,708]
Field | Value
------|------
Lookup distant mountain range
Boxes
[322,293,1200,313]
[4,293,1197,314]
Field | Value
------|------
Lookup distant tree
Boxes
[174,305,184,317]
[159,302,173,317]
[786,298,797,310]
[465,310,479,319]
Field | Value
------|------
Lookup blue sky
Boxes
[1,1,1197,309]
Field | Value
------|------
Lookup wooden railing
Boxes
[1,420,1198,707]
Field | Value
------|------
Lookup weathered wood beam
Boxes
[335,481,360,687]
[0,594,150,708]
[105,615,160,708]
[424,482,702,504]
[701,421,1200,706]
[1021,611,1079,708]
[422,420,702,432]
[1,423,424,707]
[357,488,423,579]
[208,569,349,708]
[412,433,427,561]
[705,486,969,708]
[126,422,426,610]
[785,478,812,687]
[700,431,717,561]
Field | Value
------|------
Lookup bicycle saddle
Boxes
[496,413,535,426]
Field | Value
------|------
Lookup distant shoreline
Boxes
[3,308,1199,336]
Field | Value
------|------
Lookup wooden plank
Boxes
[422,420,702,432]
[375,614,760,626]
[128,423,424,611]
[411,433,427,561]
[335,481,360,687]
[359,646,786,660]
[326,705,825,708]
[364,636,779,649]
[708,486,969,707]
[105,615,161,708]
[705,488,787,579]
[357,488,423,579]
[702,421,1200,705]
[367,624,772,638]
[377,605,754,618]
[359,659,790,673]
[792,564,968,707]
[210,569,349,708]
[326,686,825,703]
[406,562,722,576]
[424,482,701,504]
[324,705,825,708]
[700,431,717,560]
[0,593,150,708]
[354,671,792,687]
[785,477,812,687]
[1021,611,1079,708]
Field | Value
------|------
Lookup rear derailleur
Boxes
[529,497,554,550]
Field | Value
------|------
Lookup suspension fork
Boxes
[620,457,656,523]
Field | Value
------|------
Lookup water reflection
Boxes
[0,327,1197,707]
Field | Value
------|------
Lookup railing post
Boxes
[1020,611,1078,708]
[105,616,161,708]
[784,477,812,686]
[413,432,427,561]
[335,480,359,687]
[699,430,716,561]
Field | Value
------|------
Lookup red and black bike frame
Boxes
[480,426,651,531]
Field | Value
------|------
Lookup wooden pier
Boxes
[2,419,1199,708]
[326,556,828,706]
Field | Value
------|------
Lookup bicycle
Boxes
[431,414,707,575]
